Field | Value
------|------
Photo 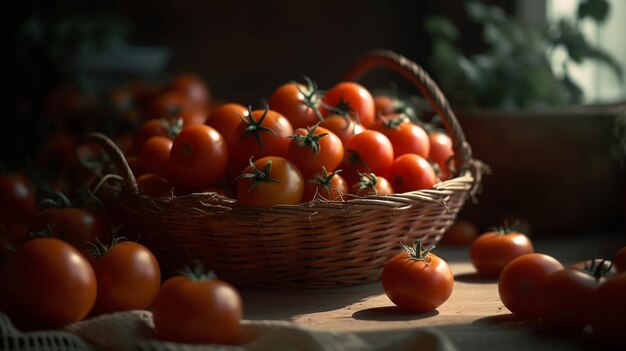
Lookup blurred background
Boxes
[1,0,625,236]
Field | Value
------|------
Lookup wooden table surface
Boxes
[239,233,625,350]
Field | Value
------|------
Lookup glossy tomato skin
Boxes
[440,220,479,246]
[539,268,603,331]
[133,119,172,154]
[382,251,454,313]
[206,103,249,152]
[138,136,173,178]
[590,273,626,342]
[342,130,394,182]
[350,174,394,196]
[498,253,564,320]
[152,276,243,345]
[287,126,343,178]
[228,109,293,180]
[386,154,437,193]
[236,157,304,207]
[470,231,534,278]
[320,82,375,129]
[269,82,322,129]
[429,131,454,179]
[4,238,97,329]
[0,173,37,224]
[320,114,365,146]
[90,241,161,315]
[615,246,626,273]
[169,125,228,191]
[29,208,111,250]
[376,120,430,158]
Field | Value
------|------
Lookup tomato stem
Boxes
[400,239,434,265]
[179,260,217,281]
[292,76,324,122]
[287,123,328,157]
[235,158,283,192]
[308,167,343,198]
[240,106,277,151]
[354,171,378,196]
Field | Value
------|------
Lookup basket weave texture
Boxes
[84,50,482,288]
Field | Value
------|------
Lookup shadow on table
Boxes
[453,272,497,284]
[352,306,439,321]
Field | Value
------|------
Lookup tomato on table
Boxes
[440,220,479,246]
[470,228,534,278]
[382,240,454,313]
[151,264,242,345]
[236,156,304,207]
[539,267,605,331]
[498,253,564,320]
[88,238,161,315]
[2,238,97,329]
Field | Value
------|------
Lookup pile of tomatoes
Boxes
[127,77,456,206]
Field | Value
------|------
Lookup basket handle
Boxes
[342,50,472,176]
[79,132,139,195]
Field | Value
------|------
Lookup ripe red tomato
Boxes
[539,268,604,331]
[374,95,397,117]
[206,103,249,149]
[440,220,479,246]
[590,273,626,342]
[320,82,375,128]
[151,267,242,345]
[382,240,454,313]
[268,78,323,129]
[319,114,364,146]
[498,253,564,320]
[570,258,617,276]
[429,131,454,179]
[148,90,195,120]
[89,240,161,315]
[0,173,37,224]
[386,154,437,193]
[228,108,293,180]
[29,207,111,250]
[179,109,208,126]
[470,229,534,278]
[615,246,626,273]
[287,125,343,178]
[169,73,211,110]
[350,173,394,196]
[133,118,179,154]
[375,118,430,158]
[137,173,173,198]
[236,157,304,207]
[342,130,394,183]
[3,238,97,329]
[302,168,349,202]
[169,125,228,191]
[138,136,173,178]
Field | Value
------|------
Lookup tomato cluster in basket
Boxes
[128,76,456,205]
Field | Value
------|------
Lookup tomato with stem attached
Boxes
[382,240,454,313]
[236,157,304,207]
[319,114,364,146]
[268,77,323,129]
[87,238,161,315]
[470,228,534,278]
[320,82,375,128]
[341,130,394,184]
[375,117,430,158]
[287,124,343,178]
[350,172,394,196]
[302,168,349,202]
[151,264,242,345]
[498,253,564,320]
[169,124,228,191]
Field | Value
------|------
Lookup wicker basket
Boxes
[82,50,482,288]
